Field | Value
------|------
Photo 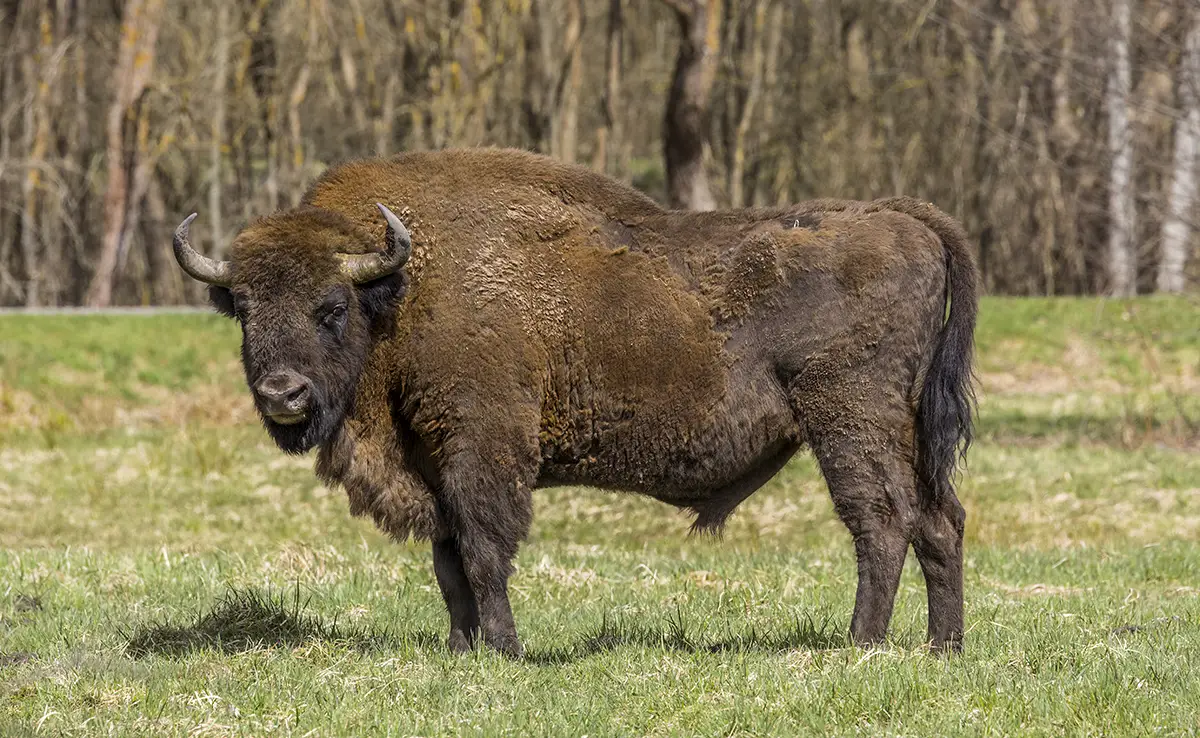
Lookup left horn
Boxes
[172,213,232,286]
[338,203,412,283]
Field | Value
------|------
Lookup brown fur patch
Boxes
[718,231,784,321]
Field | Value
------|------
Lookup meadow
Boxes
[1,297,1198,736]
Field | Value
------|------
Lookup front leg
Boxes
[428,419,538,659]
[457,524,525,658]
[405,327,542,658]
[432,538,480,653]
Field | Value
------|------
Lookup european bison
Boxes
[172,148,976,657]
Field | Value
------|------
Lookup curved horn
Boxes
[338,203,412,283]
[172,213,232,287]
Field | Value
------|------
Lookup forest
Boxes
[0,0,1197,306]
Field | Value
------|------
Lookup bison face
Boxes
[172,205,411,453]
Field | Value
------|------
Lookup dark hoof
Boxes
[486,633,524,659]
[447,630,474,654]
[929,634,963,655]
[849,630,887,650]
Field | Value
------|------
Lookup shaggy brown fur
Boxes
[187,147,977,658]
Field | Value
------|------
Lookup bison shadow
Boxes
[125,588,845,662]
[526,610,847,665]
[124,587,437,658]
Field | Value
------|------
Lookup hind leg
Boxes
[798,390,918,646]
[914,491,966,652]
[832,456,916,646]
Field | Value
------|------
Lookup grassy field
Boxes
[1,297,1198,736]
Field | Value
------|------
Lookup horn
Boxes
[337,203,412,283]
[172,213,232,287]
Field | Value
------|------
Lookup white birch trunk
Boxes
[209,0,229,257]
[1107,0,1136,296]
[1158,9,1200,293]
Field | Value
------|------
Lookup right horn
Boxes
[172,213,232,286]
[337,203,412,283]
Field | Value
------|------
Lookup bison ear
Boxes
[356,271,406,327]
[209,285,237,319]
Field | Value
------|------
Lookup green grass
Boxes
[1,297,1198,736]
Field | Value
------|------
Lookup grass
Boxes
[1,297,1198,736]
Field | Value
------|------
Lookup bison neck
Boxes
[314,342,444,542]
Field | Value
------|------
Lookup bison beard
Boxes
[259,385,335,454]
[171,148,977,660]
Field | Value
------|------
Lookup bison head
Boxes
[172,204,410,453]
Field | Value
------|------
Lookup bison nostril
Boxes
[286,384,310,405]
[275,382,305,402]
[254,371,312,417]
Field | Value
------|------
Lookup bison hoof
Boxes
[930,633,964,655]
[447,630,474,654]
[486,633,524,660]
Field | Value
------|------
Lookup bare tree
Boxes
[593,0,623,174]
[19,7,56,306]
[660,0,722,211]
[1159,6,1200,293]
[209,0,229,257]
[286,1,318,205]
[1106,0,1136,296]
[558,0,584,164]
[85,0,165,308]
[729,0,768,208]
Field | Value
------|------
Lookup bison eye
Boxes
[321,303,348,331]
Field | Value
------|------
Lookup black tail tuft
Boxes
[875,198,978,505]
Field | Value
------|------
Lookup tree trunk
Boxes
[209,0,229,257]
[558,0,583,164]
[287,3,317,205]
[247,0,279,211]
[730,0,767,208]
[20,8,54,306]
[0,0,22,304]
[520,2,550,150]
[661,0,722,211]
[142,172,185,305]
[85,0,165,308]
[68,0,91,299]
[593,0,623,174]
[750,1,783,207]
[1106,0,1136,296]
[1159,7,1199,293]
[341,0,370,146]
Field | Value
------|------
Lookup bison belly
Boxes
[536,247,800,506]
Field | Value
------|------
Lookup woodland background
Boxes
[0,0,1197,307]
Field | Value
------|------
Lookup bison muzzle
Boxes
[171,148,977,658]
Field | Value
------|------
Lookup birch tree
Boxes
[1159,7,1200,293]
[209,0,229,258]
[1106,0,1136,296]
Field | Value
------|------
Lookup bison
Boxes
[171,148,976,657]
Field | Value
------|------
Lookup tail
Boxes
[874,197,978,506]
